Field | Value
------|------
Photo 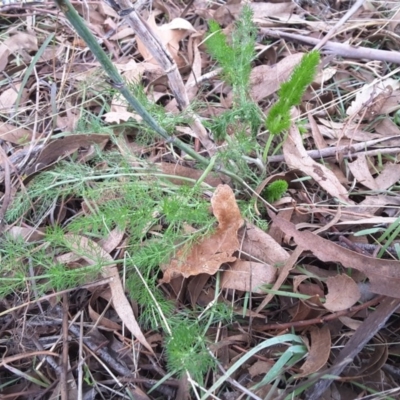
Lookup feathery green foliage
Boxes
[205,20,236,84]
[2,152,225,384]
[205,8,255,92]
[266,50,320,135]
[165,319,215,384]
[205,5,262,141]
[0,7,324,390]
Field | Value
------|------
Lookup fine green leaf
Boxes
[266,50,320,135]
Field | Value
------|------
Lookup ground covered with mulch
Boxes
[1,0,400,399]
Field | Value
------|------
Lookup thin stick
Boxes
[261,28,400,65]
[61,293,69,400]
[314,0,366,50]
[256,295,384,331]
[267,136,400,163]
[0,146,12,233]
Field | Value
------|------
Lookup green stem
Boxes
[262,133,274,163]
[193,155,217,190]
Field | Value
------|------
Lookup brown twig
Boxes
[0,146,13,234]
[261,28,400,65]
[61,293,69,400]
[267,135,400,163]
[255,295,384,331]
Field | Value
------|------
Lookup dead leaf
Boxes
[110,27,135,40]
[161,184,243,283]
[293,274,325,308]
[268,208,294,244]
[375,163,400,190]
[186,36,202,101]
[297,326,330,378]
[55,102,80,131]
[348,154,377,190]
[269,212,400,299]
[88,291,122,331]
[103,109,139,124]
[166,35,203,113]
[346,78,400,120]
[256,246,304,313]
[283,110,354,204]
[0,32,38,72]
[0,123,32,144]
[314,67,337,85]
[221,2,295,21]
[248,360,272,378]
[317,118,381,141]
[324,275,361,312]
[238,222,290,266]
[105,93,131,123]
[63,234,154,354]
[98,226,125,254]
[221,260,276,293]
[6,226,45,242]
[308,111,327,150]
[374,118,400,137]
[0,83,28,113]
[24,134,109,177]
[289,297,323,323]
[137,13,196,67]
[343,336,388,379]
[103,62,156,123]
[348,156,400,191]
[339,315,363,330]
[160,162,224,187]
[187,274,212,307]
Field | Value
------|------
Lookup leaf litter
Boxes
[1,0,400,399]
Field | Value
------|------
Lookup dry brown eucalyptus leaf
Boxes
[0,123,32,145]
[324,274,361,312]
[348,154,377,190]
[24,134,109,177]
[269,212,400,298]
[0,32,38,72]
[249,53,304,102]
[161,184,243,283]
[283,110,354,204]
[297,326,331,378]
[221,260,276,293]
[238,223,290,267]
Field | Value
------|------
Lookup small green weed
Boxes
[204,5,264,182]
[205,7,257,114]
[265,50,320,135]
[204,7,320,182]
[2,152,225,384]
[165,318,215,384]
[263,180,289,203]
[262,50,320,161]
[0,6,322,391]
